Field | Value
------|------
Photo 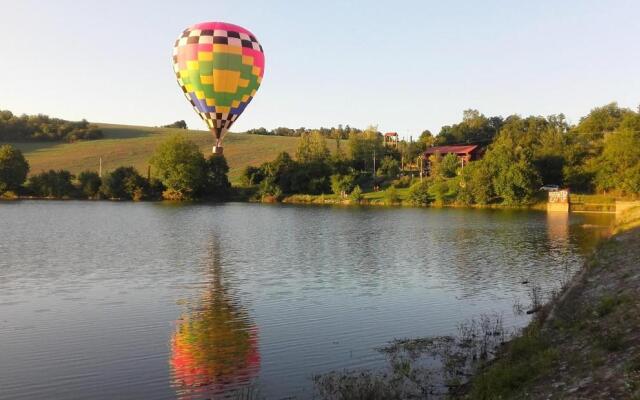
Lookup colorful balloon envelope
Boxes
[172,22,265,154]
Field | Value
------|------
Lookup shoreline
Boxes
[461,205,640,399]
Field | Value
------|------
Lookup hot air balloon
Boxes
[172,22,265,154]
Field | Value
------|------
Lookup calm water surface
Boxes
[0,201,613,399]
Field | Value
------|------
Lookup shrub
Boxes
[241,165,264,186]
[429,179,450,205]
[407,180,433,206]
[77,171,101,198]
[331,173,355,197]
[383,186,399,205]
[392,175,412,188]
[349,185,363,203]
[0,145,29,194]
[27,170,75,198]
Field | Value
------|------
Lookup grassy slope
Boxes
[2,123,306,184]
[467,207,640,399]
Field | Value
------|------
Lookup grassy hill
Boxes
[2,123,307,184]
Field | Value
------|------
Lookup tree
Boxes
[349,185,363,203]
[458,161,494,205]
[162,120,188,129]
[77,171,102,198]
[595,128,640,195]
[376,156,400,179]
[0,145,29,194]
[150,135,206,200]
[440,153,459,178]
[201,155,231,197]
[296,131,330,163]
[407,180,433,205]
[27,170,75,198]
[331,173,355,197]
[435,110,503,145]
[100,166,147,200]
[348,125,384,171]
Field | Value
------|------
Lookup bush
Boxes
[77,171,101,198]
[150,135,206,200]
[349,185,363,203]
[100,166,147,200]
[0,145,29,194]
[429,179,450,205]
[407,180,433,206]
[27,170,75,198]
[331,173,355,197]
[383,186,399,205]
[392,175,412,188]
[241,165,264,186]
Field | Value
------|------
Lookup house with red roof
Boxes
[422,144,483,175]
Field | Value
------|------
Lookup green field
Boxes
[2,123,308,184]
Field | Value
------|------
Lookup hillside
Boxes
[2,123,307,184]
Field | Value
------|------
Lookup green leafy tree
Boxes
[435,110,503,145]
[349,185,363,203]
[0,144,29,194]
[407,180,433,206]
[595,128,640,195]
[27,170,75,198]
[383,186,399,205]
[348,125,384,171]
[376,156,400,179]
[77,171,101,198]
[440,153,459,178]
[331,173,355,197]
[100,166,147,200]
[201,155,230,197]
[150,135,206,200]
[458,161,494,204]
[296,131,330,163]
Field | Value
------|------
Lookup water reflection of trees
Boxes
[170,236,260,398]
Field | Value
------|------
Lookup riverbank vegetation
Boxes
[0,135,230,201]
[240,102,640,206]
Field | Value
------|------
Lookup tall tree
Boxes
[0,144,29,194]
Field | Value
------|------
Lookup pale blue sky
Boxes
[1,0,639,137]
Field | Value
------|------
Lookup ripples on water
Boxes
[0,201,612,399]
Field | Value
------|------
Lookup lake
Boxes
[0,201,613,399]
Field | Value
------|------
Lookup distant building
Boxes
[422,144,483,175]
[384,132,399,148]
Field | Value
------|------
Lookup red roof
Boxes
[384,132,398,136]
[424,145,479,155]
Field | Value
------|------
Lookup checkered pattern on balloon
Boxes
[173,22,264,152]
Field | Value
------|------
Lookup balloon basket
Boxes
[213,146,224,155]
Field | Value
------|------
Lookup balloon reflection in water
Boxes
[170,240,260,397]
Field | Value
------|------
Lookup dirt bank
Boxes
[465,207,640,399]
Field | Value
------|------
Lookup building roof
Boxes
[424,144,479,155]
[384,132,398,137]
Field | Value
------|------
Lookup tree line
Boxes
[242,102,640,205]
[0,135,230,201]
[0,110,103,142]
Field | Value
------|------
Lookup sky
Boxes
[1,0,639,138]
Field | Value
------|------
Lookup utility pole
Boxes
[373,149,376,177]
